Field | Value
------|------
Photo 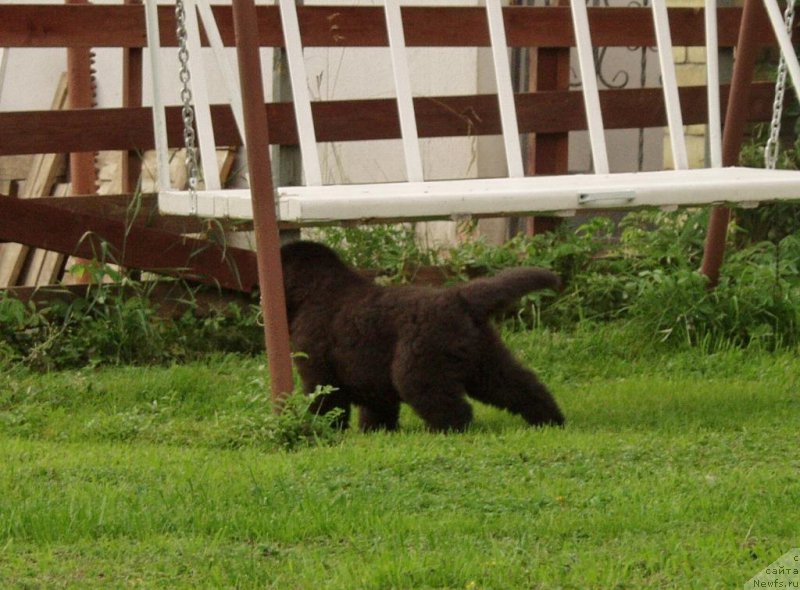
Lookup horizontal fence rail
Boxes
[0,5,785,48]
[0,84,777,156]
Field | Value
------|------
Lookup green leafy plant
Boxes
[0,261,263,371]
[211,385,345,451]
[317,224,439,281]
[630,233,800,349]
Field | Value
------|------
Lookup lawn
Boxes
[1,326,798,589]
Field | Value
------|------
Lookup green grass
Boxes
[1,325,799,589]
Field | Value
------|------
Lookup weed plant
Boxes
[0,261,263,370]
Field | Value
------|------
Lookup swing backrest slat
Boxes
[652,0,689,170]
[485,0,525,178]
[277,0,322,186]
[183,0,220,191]
[705,0,723,169]
[384,0,425,182]
[570,0,610,174]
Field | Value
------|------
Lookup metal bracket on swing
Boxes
[579,191,636,207]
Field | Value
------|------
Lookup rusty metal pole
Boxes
[231,0,295,405]
[700,0,769,287]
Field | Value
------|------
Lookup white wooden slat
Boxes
[763,0,800,106]
[195,0,246,144]
[485,1,525,178]
[570,0,610,174]
[278,168,800,221]
[183,0,221,191]
[278,0,323,186]
[384,0,424,182]
[705,0,722,168]
[159,168,800,221]
[144,0,172,190]
[651,0,689,170]
[0,48,8,104]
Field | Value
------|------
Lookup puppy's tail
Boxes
[455,267,561,319]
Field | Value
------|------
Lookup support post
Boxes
[526,45,570,235]
[231,0,295,405]
[121,0,143,193]
[700,0,767,286]
[66,0,97,284]
[66,0,96,197]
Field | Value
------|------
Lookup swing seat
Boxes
[151,0,800,226]
[157,167,800,223]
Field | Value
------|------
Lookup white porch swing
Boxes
[148,0,800,225]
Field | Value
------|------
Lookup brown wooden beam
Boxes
[526,35,571,235]
[32,192,251,235]
[66,0,97,196]
[0,5,777,49]
[0,195,259,291]
[65,0,97,285]
[121,0,144,193]
[0,83,777,156]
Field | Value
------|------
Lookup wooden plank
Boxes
[21,183,69,286]
[0,5,779,49]
[32,193,224,234]
[54,147,241,287]
[122,0,144,194]
[527,36,571,235]
[215,147,238,188]
[0,155,34,182]
[0,195,259,292]
[0,157,67,285]
[0,74,68,287]
[0,83,778,157]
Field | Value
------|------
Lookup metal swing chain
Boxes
[175,0,200,210]
[765,0,796,170]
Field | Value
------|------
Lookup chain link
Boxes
[765,0,796,170]
[175,0,200,212]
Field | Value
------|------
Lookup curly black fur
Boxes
[281,240,565,432]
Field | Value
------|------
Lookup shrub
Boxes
[631,233,800,349]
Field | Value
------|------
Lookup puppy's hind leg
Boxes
[358,401,401,432]
[466,332,565,427]
[392,361,473,432]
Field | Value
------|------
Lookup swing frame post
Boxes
[701,0,769,287]
[231,0,295,407]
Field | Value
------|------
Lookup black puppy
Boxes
[281,240,565,432]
